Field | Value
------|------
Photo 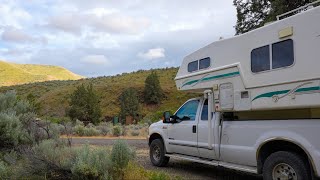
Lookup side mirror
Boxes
[163,111,171,123]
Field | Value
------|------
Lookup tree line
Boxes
[67,72,163,124]
[234,0,315,34]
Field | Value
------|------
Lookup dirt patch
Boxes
[60,135,147,140]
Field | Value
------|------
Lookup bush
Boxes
[20,139,73,179]
[96,122,112,136]
[131,130,140,136]
[112,126,122,137]
[72,144,111,180]
[73,124,101,136]
[0,161,11,179]
[74,124,86,136]
[0,113,29,150]
[84,127,101,136]
[111,140,135,179]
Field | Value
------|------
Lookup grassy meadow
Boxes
[0,60,84,87]
[0,67,197,122]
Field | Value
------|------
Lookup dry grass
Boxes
[0,60,83,87]
[0,67,196,121]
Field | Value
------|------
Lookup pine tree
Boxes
[67,83,101,124]
[144,72,163,104]
[119,88,139,122]
[233,0,313,35]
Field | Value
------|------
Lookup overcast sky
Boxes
[0,0,236,77]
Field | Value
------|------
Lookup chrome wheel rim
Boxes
[272,163,297,180]
[152,145,161,162]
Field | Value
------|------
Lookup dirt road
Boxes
[71,138,262,180]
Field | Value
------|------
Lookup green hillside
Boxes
[0,68,196,121]
[0,61,84,86]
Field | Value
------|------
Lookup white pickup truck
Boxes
[148,2,320,179]
[148,95,320,180]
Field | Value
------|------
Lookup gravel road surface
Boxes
[71,138,262,180]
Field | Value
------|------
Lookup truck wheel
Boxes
[263,151,311,180]
[150,139,169,167]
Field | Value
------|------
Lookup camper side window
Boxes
[199,57,210,70]
[272,39,294,69]
[251,45,270,73]
[188,61,198,72]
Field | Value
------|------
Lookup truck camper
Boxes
[148,2,320,180]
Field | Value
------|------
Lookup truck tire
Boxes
[150,139,170,167]
[263,151,311,180]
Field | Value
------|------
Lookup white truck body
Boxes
[149,98,320,176]
[149,2,320,179]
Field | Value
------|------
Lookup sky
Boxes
[0,0,236,77]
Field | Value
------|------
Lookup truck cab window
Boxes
[201,99,208,120]
[175,100,199,121]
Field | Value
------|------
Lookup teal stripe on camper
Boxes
[294,86,320,93]
[252,86,320,101]
[252,90,290,101]
[182,71,240,88]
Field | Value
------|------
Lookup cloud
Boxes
[138,48,165,60]
[0,2,32,28]
[0,0,236,77]
[1,28,47,44]
[46,14,83,34]
[46,11,150,35]
[81,55,110,65]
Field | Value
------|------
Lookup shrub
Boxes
[96,122,112,136]
[20,139,73,179]
[112,126,122,137]
[131,130,140,136]
[84,127,101,136]
[74,124,85,136]
[0,161,11,179]
[72,144,111,179]
[0,113,29,150]
[74,124,101,136]
[111,140,135,179]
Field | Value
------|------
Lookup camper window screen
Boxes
[199,57,210,69]
[251,45,270,73]
[188,61,198,72]
[272,39,294,69]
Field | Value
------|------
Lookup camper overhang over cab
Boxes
[175,5,320,112]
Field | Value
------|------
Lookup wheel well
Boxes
[148,133,163,146]
[257,140,311,174]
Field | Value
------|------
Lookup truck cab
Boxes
[148,92,320,180]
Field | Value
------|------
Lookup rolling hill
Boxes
[0,68,195,121]
[0,61,84,86]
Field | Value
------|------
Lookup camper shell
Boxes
[175,5,320,112]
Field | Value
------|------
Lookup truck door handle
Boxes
[192,125,196,133]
